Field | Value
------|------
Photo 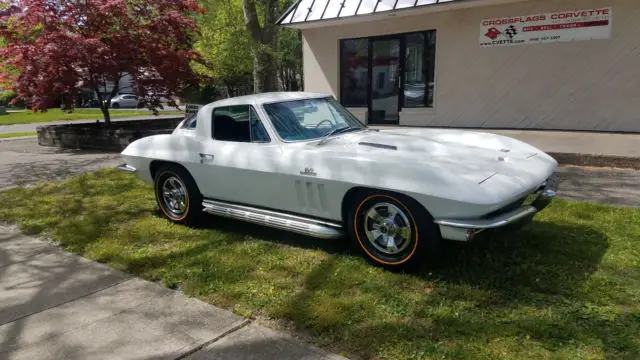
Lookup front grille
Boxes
[483,197,526,219]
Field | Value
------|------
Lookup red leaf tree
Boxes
[0,0,205,124]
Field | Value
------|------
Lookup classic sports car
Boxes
[118,92,559,270]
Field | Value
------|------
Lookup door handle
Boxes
[199,153,214,163]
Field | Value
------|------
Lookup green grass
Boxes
[0,108,183,125]
[0,131,36,138]
[0,169,638,360]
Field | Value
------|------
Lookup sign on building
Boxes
[185,103,203,115]
[480,7,612,47]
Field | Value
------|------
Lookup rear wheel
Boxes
[154,165,202,225]
[347,191,442,270]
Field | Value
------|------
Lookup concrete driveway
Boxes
[0,138,121,189]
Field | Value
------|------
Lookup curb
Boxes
[550,152,640,170]
[0,135,38,142]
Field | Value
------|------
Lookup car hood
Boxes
[312,128,557,186]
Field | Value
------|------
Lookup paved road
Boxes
[556,166,640,208]
[0,138,121,189]
[0,114,183,134]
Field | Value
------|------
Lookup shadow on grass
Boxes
[270,220,619,358]
[433,221,609,298]
[192,213,608,300]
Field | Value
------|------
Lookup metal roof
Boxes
[277,0,460,26]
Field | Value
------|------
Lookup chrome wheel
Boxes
[364,202,412,255]
[161,176,187,215]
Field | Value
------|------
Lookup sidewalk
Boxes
[0,114,183,135]
[0,225,347,360]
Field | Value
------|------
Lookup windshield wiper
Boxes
[317,126,354,146]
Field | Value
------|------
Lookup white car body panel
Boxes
[121,92,558,240]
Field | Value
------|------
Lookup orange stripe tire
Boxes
[153,165,202,225]
[348,191,442,270]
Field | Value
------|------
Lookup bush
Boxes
[0,91,23,108]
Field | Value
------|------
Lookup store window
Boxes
[340,38,369,107]
[339,31,436,110]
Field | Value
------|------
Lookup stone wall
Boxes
[37,117,184,151]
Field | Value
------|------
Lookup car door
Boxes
[191,104,284,209]
[123,95,136,107]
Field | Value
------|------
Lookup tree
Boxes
[194,0,253,98]
[0,0,205,125]
[194,0,303,98]
[241,0,280,93]
[277,27,302,91]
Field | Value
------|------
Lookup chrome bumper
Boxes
[117,164,137,172]
[436,173,559,241]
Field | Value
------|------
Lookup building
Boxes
[278,0,640,132]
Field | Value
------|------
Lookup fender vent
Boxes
[359,142,397,150]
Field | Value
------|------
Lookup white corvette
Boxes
[119,92,559,270]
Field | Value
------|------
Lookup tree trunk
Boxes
[253,49,278,93]
[94,87,112,126]
[241,0,280,93]
[297,30,304,90]
[100,104,112,125]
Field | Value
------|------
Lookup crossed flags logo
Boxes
[504,25,518,39]
[485,25,519,40]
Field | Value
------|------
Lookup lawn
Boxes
[0,131,36,138]
[0,108,183,125]
[0,169,638,360]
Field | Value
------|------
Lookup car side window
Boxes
[250,107,270,143]
[181,114,197,129]
[212,105,270,143]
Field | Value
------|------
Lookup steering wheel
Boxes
[315,119,333,128]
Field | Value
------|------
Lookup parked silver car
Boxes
[110,94,140,109]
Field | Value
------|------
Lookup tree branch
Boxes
[94,88,103,103]
[108,73,122,101]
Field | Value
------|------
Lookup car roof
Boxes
[210,92,330,107]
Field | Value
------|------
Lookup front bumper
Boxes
[117,164,137,172]
[435,173,559,241]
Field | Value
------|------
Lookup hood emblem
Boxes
[300,168,317,176]
[498,156,509,162]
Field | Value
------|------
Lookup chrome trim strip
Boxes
[202,199,344,239]
[117,164,137,172]
[435,206,538,230]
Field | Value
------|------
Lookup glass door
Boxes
[369,37,401,125]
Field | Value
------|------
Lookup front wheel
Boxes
[347,191,442,270]
[111,103,120,109]
[154,165,202,225]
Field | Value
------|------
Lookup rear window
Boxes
[181,114,197,129]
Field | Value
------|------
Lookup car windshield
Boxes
[262,97,366,141]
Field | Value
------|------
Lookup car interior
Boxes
[214,114,251,142]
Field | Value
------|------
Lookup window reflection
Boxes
[340,39,369,107]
